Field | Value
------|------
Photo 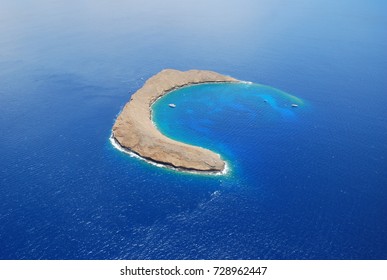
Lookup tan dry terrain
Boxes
[112,69,238,172]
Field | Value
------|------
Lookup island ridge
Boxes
[112,69,239,173]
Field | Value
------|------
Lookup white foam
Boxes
[240,80,253,84]
[110,134,229,176]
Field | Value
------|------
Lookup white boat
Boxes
[291,104,298,108]
[168,103,176,108]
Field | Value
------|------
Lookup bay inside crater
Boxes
[152,82,305,175]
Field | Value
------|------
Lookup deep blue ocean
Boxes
[1,0,386,259]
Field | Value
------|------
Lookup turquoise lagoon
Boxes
[152,82,307,178]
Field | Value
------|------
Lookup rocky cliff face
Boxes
[112,69,238,172]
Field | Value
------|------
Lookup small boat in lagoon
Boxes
[168,104,176,108]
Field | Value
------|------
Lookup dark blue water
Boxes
[1,0,386,259]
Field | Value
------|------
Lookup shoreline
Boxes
[109,134,230,176]
[112,69,239,174]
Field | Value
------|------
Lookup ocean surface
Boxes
[0,0,386,259]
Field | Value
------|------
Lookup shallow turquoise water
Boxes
[153,82,307,178]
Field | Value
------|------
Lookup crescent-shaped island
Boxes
[111,69,239,173]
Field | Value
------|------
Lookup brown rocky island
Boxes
[112,69,239,173]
